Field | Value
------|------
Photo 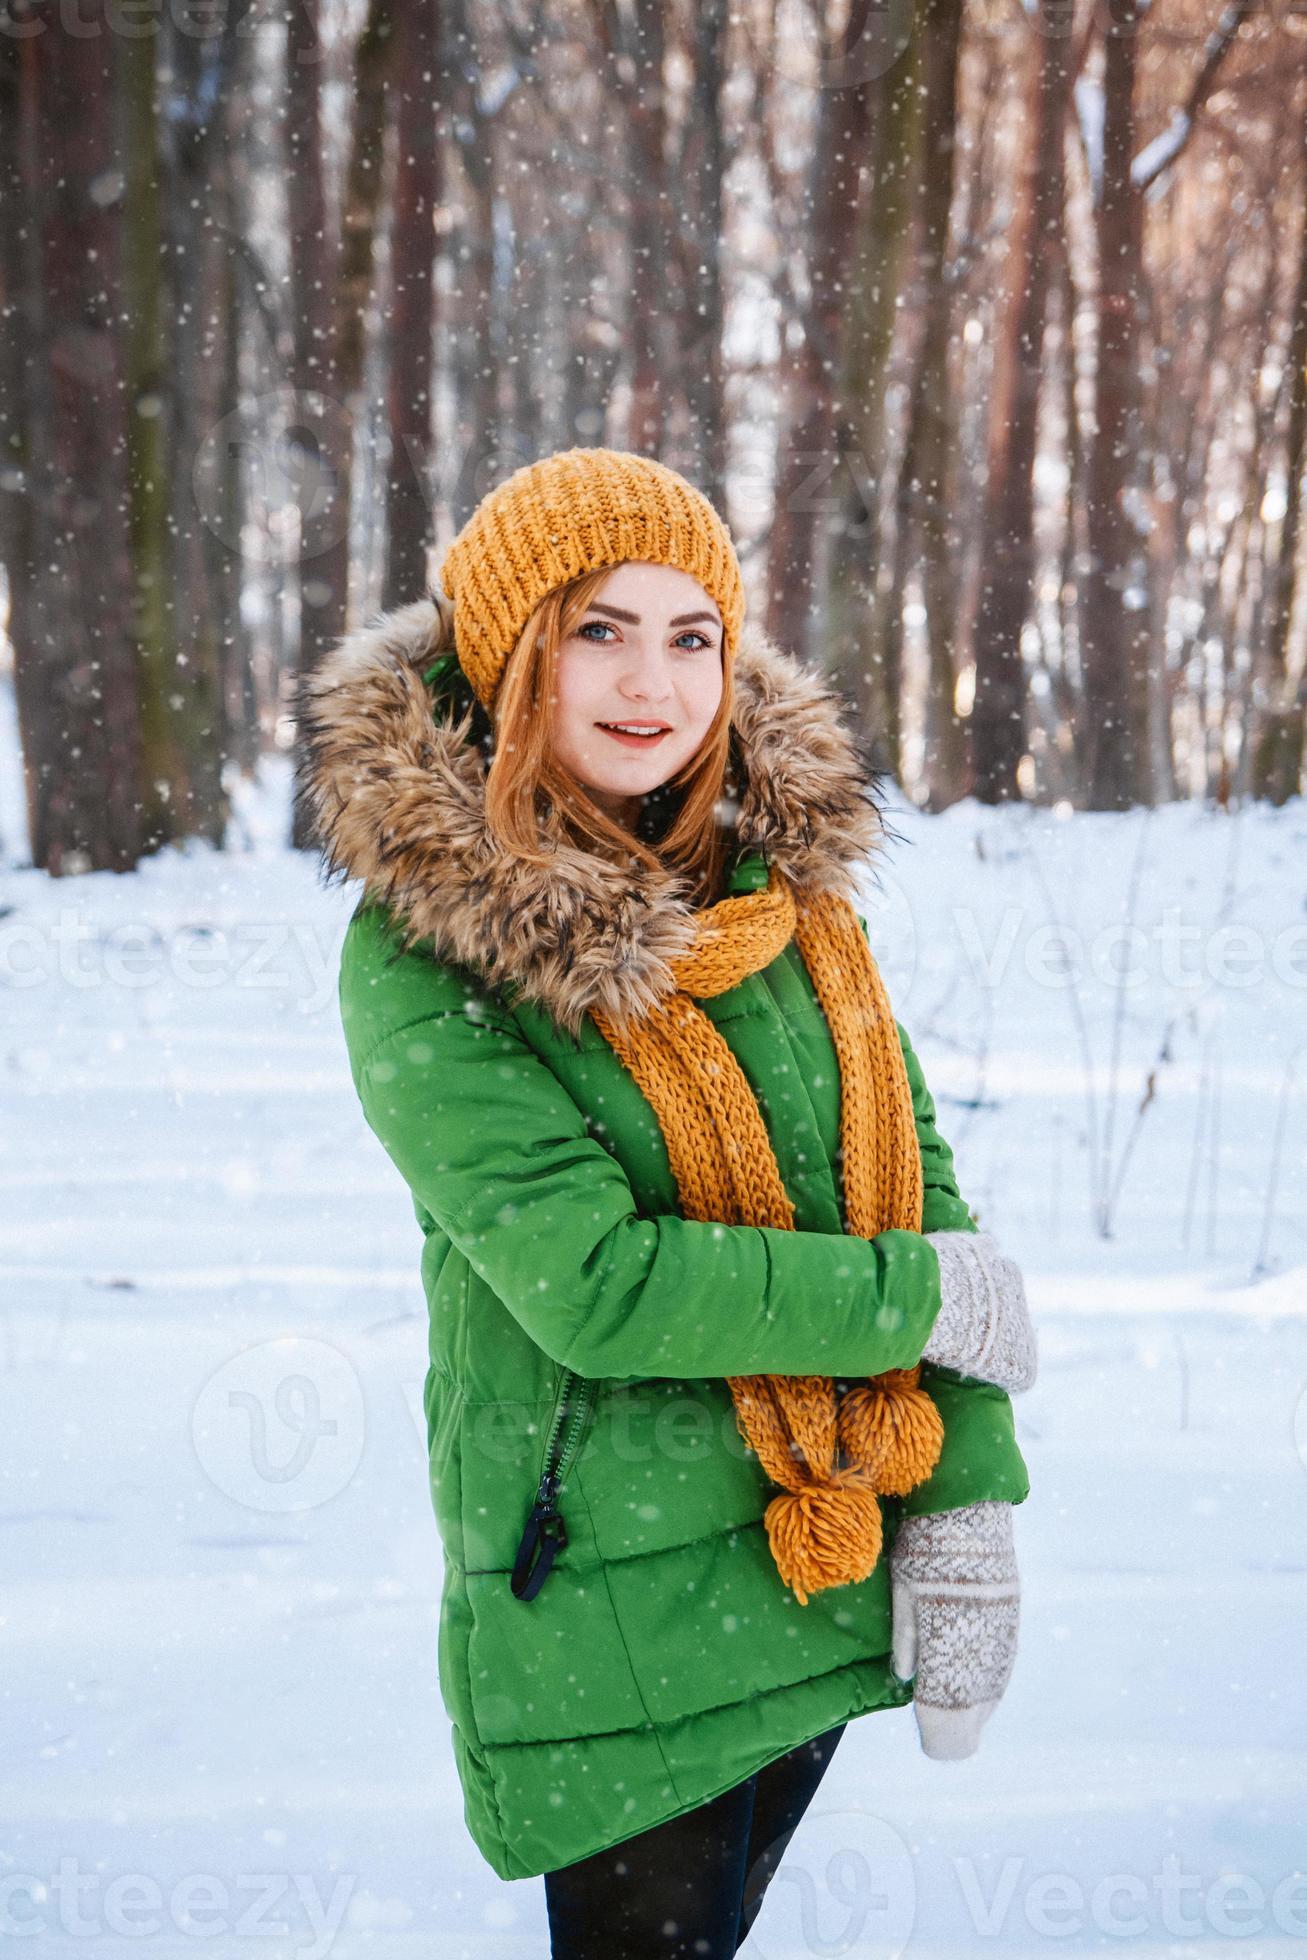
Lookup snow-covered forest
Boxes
[3,0,1306,1954]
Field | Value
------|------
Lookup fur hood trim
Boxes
[295,598,888,1036]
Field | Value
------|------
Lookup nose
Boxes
[617,645,676,704]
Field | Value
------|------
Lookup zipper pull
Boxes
[510,1472,568,1602]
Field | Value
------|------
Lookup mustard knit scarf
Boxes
[589,864,943,1606]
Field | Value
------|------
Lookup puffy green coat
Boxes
[300,598,1030,1881]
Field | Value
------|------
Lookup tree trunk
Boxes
[970,0,1076,804]
[503,192,549,468]
[383,1,442,610]
[883,0,967,808]
[220,19,272,778]
[220,26,258,778]
[11,29,145,873]
[588,0,672,458]
[290,0,394,848]
[157,14,241,846]
[824,12,919,773]
[0,26,34,860]
[436,0,502,529]
[672,0,730,507]
[286,0,337,851]
[1251,109,1307,804]
[765,0,878,666]
[119,30,177,849]
[1082,2,1153,809]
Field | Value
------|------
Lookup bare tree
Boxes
[156,11,243,845]
[1251,98,1307,802]
[765,0,877,666]
[589,0,676,458]
[8,22,145,872]
[1082,0,1153,808]
[970,0,1079,804]
[671,0,732,507]
[289,0,395,849]
[825,16,920,771]
[383,3,443,609]
[885,0,969,808]
[0,19,34,861]
[443,0,511,522]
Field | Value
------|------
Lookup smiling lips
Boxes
[596,721,672,747]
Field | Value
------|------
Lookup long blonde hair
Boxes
[450,565,737,909]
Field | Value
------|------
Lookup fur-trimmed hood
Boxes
[294,597,888,1036]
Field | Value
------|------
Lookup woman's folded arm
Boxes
[352,995,946,1382]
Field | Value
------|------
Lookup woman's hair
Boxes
[451,565,736,908]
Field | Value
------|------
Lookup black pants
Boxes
[542,1722,847,1958]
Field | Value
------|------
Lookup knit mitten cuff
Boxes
[922,1230,1038,1393]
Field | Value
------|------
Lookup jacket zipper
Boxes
[510,1368,599,1602]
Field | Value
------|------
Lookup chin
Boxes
[560,729,701,810]
[595,764,674,795]
[574,749,684,798]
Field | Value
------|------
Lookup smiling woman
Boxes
[549,563,726,829]
[296,446,1033,1954]
[452,489,746,908]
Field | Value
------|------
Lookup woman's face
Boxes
[549,561,725,827]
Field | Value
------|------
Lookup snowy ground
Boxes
[3,677,1307,1957]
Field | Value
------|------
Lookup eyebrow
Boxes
[585,603,722,630]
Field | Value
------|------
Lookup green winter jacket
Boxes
[299,598,1030,1881]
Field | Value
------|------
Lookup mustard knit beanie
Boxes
[436,447,747,712]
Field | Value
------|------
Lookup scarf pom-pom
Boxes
[839,1369,944,1497]
[763,1470,884,1606]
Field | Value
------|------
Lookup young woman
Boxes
[296,448,1036,1959]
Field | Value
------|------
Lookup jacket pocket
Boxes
[575,1378,771,1561]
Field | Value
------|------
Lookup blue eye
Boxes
[577,620,715,650]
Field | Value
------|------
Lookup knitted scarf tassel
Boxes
[589,865,944,1606]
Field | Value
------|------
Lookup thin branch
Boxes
[1132,0,1257,193]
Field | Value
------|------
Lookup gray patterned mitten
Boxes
[890,1499,1021,1760]
[922,1230,1038,1393]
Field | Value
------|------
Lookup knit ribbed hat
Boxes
[436,447,747,712]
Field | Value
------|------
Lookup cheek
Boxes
[689,669,724,729]
[551,660,596,736]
